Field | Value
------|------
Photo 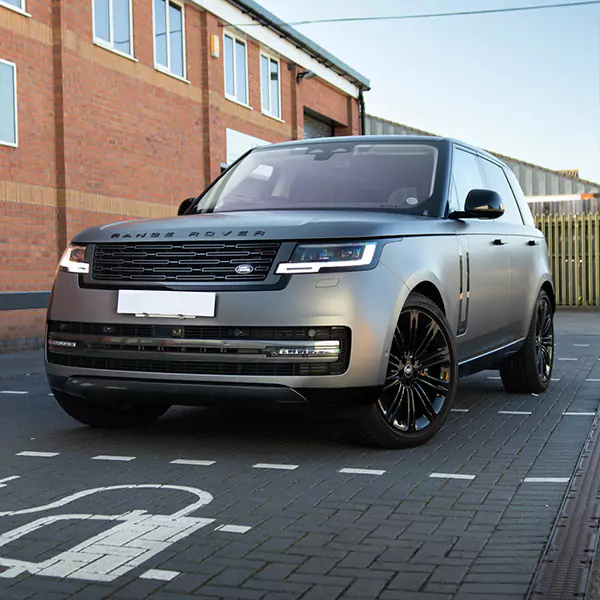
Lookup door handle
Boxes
[493,239,507,246]
[527,240,540,246]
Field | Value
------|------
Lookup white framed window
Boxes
[93,0,133,57]
[0,0,27,15]
[0,59,18,147]
[223,31,248,105]
[153,0,186,79]
[260,52,281,119]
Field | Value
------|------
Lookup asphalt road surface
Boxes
[0,310,599,600]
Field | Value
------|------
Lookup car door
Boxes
[451,147,511,361]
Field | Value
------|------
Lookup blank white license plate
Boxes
[117,290,216,318]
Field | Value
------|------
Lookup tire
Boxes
[344,293,458,449]
[53,391,170,428]
[499,290,554,394]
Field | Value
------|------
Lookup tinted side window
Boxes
[479,158,523,225]
[453,148,485,209]
[505,167,535,227]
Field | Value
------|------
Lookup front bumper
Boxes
[45,262,409,402]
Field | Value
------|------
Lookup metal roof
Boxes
[366,114,600,188]
[227,0,371,90]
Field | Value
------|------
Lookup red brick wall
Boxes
[0,0,362,352]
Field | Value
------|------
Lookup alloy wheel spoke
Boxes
[418,373,449,397]
[540,345,552,370]
[413,383,437,422]
[385,385,406,424]
[407,311,420,354]
[406,388,416,432]
[414,320,440,361]
[418,347,450,371]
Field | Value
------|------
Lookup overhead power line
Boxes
[235,0,600,27]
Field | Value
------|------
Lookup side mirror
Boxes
[178,198,194,216]
[449,189,504,220]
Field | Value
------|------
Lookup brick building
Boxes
[0,0,370,351]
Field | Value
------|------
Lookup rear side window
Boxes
[452,148,485,209]
[479,158,523,225]
[504,167,535,227]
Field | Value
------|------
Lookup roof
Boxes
[367,114,600,188]
[227,0,371,90]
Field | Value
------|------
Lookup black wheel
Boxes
[53,391,170,428]
[345,293,458,449]
[499,290,554,394]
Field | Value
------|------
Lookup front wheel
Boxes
[345,293,458,449]
[499,290,554,394]
[53,391,170,428]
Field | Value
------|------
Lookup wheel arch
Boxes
[541,279,556,312]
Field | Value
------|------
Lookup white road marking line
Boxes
[563,412,596,416]
[0,476,20,488]
[498,411,532,416]
[558,358,578,361]
[451,408,469,413]
[92,455,136,462]
[0,391,29,395]
[214,525,252,534]
[16,452,58,458]
[586,379,600,382]
[170,459,215,467]
[551,378,561,381]
[429,473,476,481]
[140,569,180,581]
[487,376,501,380]
[253,463,298,471]
[338,468,386,476]
[574,344,590,347]
[523,477,570,483]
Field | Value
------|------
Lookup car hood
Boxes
[72,210,456,243]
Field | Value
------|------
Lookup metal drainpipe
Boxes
[358,87,366,135]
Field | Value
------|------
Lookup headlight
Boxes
[58,244,89,274]
[276,241,377,274]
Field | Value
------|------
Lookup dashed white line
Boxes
[253,463,298,471]
[573,344,590,347]
[170,459,216,466]
[215,524,252,534]
[586,379,600,382]
[338,468,386,476]
[430,472,476,481]
[91,455,136,462]
[563,412,596,416]
[487,377,502,380]
[0,391,29,395]
[451,408,469,413]
[140,569,180,581]
[523,477,570,483]
[498,411,532,416]
[558,358,578,361]
[16,451,58,458]
[0,476,20,488]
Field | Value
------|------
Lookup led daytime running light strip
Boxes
[276,243,377,275]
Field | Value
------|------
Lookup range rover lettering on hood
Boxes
[109,230,267,239]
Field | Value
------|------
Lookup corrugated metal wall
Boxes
[365,116,600,209]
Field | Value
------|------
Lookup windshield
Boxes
[195,141,444,217]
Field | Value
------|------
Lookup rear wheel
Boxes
[53,391,170,428]
[345,293,457,449]
[499,290,554,394]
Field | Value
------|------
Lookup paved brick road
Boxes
[0,311,598,600]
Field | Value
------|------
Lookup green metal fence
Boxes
[535,214,600,306]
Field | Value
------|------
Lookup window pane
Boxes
[94,0,110,42]
[235,40,247,104]
[154,0,167,67]
[3,0,24,9]
[479,158,523,224]
[113,0,131,55]
[169,2,184,77]
[260,55,269,112]
[270,59,279,118]
[453,149,484,208]
[224,35,235,96]
[0,62,16,145]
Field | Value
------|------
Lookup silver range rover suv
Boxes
[46,136,555,449]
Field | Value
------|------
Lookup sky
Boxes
[253,0,600,183]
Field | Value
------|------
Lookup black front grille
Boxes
[47,322,351,377]
[92,241,281,282]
